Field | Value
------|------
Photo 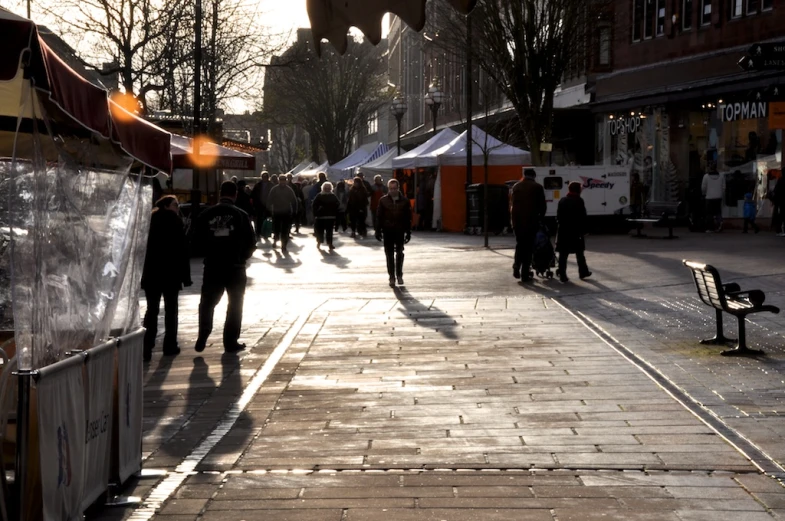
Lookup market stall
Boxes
[0,8,171,519]
[326,142,387,179]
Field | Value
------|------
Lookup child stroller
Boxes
[531,223,555,279]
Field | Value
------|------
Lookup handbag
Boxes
[261,218,273,238]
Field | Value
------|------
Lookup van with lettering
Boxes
[529,166,632,218]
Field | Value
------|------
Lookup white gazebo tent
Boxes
[357,147,398,182]
[294,161,329,182]
[287,160,316,176]
[391,128,460,169]
[326,142,387,179]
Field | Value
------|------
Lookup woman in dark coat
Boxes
[555,182,592,283]
[141,195,192,361]
[312,182,340,250]
[347,176,369,238]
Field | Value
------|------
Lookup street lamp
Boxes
[424,82,444,136]
[390,95,408,155]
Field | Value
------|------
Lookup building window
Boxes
[599,25,611,65]
[701,0,711,24]
[730,0,743,18]
[644,0,655,38]
[633,0,644,41]
[762,0,772,9]
[367,112,378,136]
[656,0,667,35]
[747,0,759,13]
[683,0,693,28]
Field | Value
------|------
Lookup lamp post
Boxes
[424,82,444,136]
[390,95,408,155]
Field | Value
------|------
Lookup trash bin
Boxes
[466,184,510,234]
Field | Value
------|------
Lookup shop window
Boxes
[367,112,378,136]
[656,0,667,34]
[762,0,772,9]
[730,0,743,18]
[747,0,759,13]
[633,0,644,41]
[701,0,711,24]
[683,0,693,28]
[599,25,611,66]
[543,177,563,190]
[645,0,655,38]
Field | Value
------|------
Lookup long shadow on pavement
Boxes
[319,248,352,269]
[393,286,459,340]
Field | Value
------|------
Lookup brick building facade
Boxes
[593,0,784,212]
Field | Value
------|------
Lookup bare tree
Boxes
[430,0,610,165]
[263,37,391,164]
[271,125,307,174]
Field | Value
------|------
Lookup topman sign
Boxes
[718,101,768,122]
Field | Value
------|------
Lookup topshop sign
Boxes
[608,114,642,135]
[718,101,768,122]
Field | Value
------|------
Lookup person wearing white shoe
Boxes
[376,179,411,287]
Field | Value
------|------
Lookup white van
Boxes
[529,166,632,217]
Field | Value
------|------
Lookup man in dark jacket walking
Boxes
[192,181,256,353]
[555,182,592,283]
[250,172,272,239]
[312,182,340,250]
[510,168,546,281]
[376,179,412,287]
[268,175,299,252]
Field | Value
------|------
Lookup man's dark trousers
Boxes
[383,230,405,278]
[272,213,293,248]
[197,266,246,349]
[514,227,537,278]
[143,287,179,350]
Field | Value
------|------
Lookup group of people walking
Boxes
[141,173,412,360]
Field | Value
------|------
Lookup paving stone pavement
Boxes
[85,229,785,521]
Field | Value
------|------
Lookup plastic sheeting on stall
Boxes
[0,140,151,370]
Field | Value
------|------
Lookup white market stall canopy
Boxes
[287,159,316,175]
[327,142,388,178]
[294,160,329,182]
[358,147,398,178]
[437,126,531,166]
[391,128,460,169]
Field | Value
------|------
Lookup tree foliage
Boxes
[430,0,610,165]
[263,37,391,165]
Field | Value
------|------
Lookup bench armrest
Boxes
[726,289,766,307]
[723,283,741,293]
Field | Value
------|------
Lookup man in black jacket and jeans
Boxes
[193,181,257,353]
[376,179,412,287]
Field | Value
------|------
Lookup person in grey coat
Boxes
[267,175,299,252]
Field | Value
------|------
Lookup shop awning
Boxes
[307,0,476,54]
[0,8,172,173]
[171,134,256,171]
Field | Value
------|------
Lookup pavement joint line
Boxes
[552,297,785,483]
[127,305,321,519]
[177,466,767,475]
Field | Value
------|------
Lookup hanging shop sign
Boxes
[718,101,768,122]
[608,114,641,136]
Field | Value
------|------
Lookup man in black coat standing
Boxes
[192,181,257,353]
[556,181,592,283]
[510,168,546,281]
[376,179,412,287]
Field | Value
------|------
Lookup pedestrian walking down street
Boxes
[771,174,785,236]
[510,168,546,281]
[250,171,272,239]
[268,174,299,252]
[192,182,256,354]
[313,182,340,250]
[555,182,592,283]
[376,179,412,287]
[743,192,760,234]
[141,196,192,362]
[348,176,369,238]
[335,180,348,232]
[286,173,305,234]
[235,179,253,215]
[702,163,725,233]
[370,175,388,230]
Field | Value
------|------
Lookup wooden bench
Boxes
[683,260,780,356]
[627,201,682,239]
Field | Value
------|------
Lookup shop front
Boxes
[595,97,782,222]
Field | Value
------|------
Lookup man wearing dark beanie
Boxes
[510,168,546,281]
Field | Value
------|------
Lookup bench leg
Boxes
[700,309,736,345]
[721,316,764,356]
